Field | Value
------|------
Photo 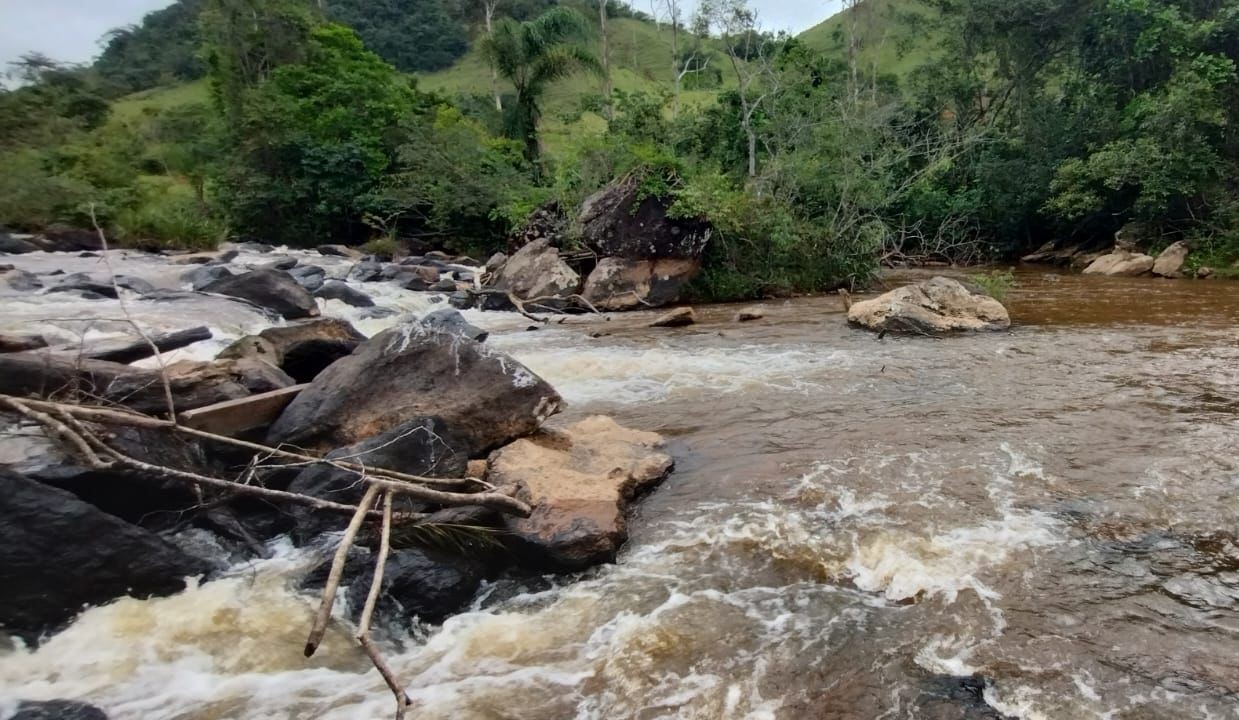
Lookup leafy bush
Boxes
[360,236,402,258]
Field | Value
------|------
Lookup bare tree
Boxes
[599,0,613,120]
[484,0,503,111]
[696,0,777,178]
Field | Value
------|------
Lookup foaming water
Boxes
[2,259,1239,719]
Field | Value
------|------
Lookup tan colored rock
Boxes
[847,277,1010,335]
[735,306,765,322]
[582,257,700,311]
[1152,241,1189,278]
[490,416,674,569]
[488,238,580,301]
[1197,267,1215,279]
[466,459,488,479]
[1070,251,1106,270]
[649,307,696,327]
[1082,249,1156,277]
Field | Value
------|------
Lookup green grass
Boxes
[111,79,211,122]
[799,0,940,78]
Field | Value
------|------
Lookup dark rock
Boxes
[202,269,319,320]
[47,280,118,299]
[288,264,326,292]
[453,256,479,266]
[3,269,43,292]
[35,224,105,252]
[219,318,366,384]
[448,290,475,310]
[0,234,41,254]
[0,333,47,353]
[421,308,488,343]
[258,257,299,271]
[317,244,361,258]
[286,417,467,540]
[506,200,567,251]
[314,280,375,308]
[268,322,561,457]
[398,255,426,266]
[79,251,100,258]
[348,261,384,283]
[578,177,711,261]
[347,547,486,625]
[205,249,240,266]
[430,278,457,292]
[10,700,109,720]
[180,265,233,290]
[114,275,156,295]
[0,469,211,642]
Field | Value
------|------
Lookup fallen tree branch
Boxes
[357,491,413,719]
[468,289,604,324]
[305,484,380,657]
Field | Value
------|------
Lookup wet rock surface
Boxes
[202,269,319,319]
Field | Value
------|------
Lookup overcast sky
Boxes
[0,0,843,70]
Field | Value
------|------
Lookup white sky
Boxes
[0,0,843,70]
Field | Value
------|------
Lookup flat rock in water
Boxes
[314,280,375,308]
[267,322,561,457]
[847,277,1010,335]
[3,268,43,291]
[202,269,319,319]
[10,700,109,720]
[735,306,765,322]
[0,469,211,642]
[1082,249,1156,277]
[490,416,674,570]
[317,244,362,259]
[649,307,696,327]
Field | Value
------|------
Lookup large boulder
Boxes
[202,269,319,320]
[314,281,375,308]
[1152,241,1190,278]
[285,417,467,541]
[218,318,366,384]
[578,177,711,261]
[180,264,233,290]
[267,322,562,457]
[847,277,1011,335]
[582,257,701,311]
[0,234,41,254]
[1082,249,1156,277]
[490,416,674,570]
[421,308,488,343]
[33,224,105,252]
[345,546,486,625]
[0,469,211,641]
[485,238,580,303]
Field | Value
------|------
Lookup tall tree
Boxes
[481,7,602,169]
[599,0,613,121]
[697,0,776,178]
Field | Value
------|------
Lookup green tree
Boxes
[481,7,602,169]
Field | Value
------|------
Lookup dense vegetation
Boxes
[2,0,1238,295]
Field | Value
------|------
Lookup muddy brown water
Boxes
[2,266,1238,719]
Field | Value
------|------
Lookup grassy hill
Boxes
[798,0,939,78]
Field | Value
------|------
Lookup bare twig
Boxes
[305,484,381,657]
[355,491,412,719]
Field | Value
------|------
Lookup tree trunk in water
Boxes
[600,0,613,121]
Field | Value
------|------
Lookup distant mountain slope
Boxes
[798,0,939,77]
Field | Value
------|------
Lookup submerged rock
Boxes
[3,268,43,292]
[9,700,109,720]
[1152,241,1190,278]
[735,306,765,322]
[847,277,1010,334]
[0,469,210,642]
[649,307,696,328]
[202,269,319,320]
[267,322,561,457]
[490,416,674,570]
[346,546,486,625]
[317,244,362,259]
[1082,249,1156,277]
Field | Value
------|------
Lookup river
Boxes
[1,254,1237,720]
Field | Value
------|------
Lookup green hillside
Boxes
[799,0,939,77]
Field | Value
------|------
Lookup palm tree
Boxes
[482,7,602,171]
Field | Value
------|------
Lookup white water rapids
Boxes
[1,248,1238,719]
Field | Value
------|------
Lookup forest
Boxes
[2,0,1238,300]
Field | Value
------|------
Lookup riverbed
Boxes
[1,254,1237,720]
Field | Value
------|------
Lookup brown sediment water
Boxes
[1,263,1237,719]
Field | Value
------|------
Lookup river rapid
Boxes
[1,250,1237,720]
